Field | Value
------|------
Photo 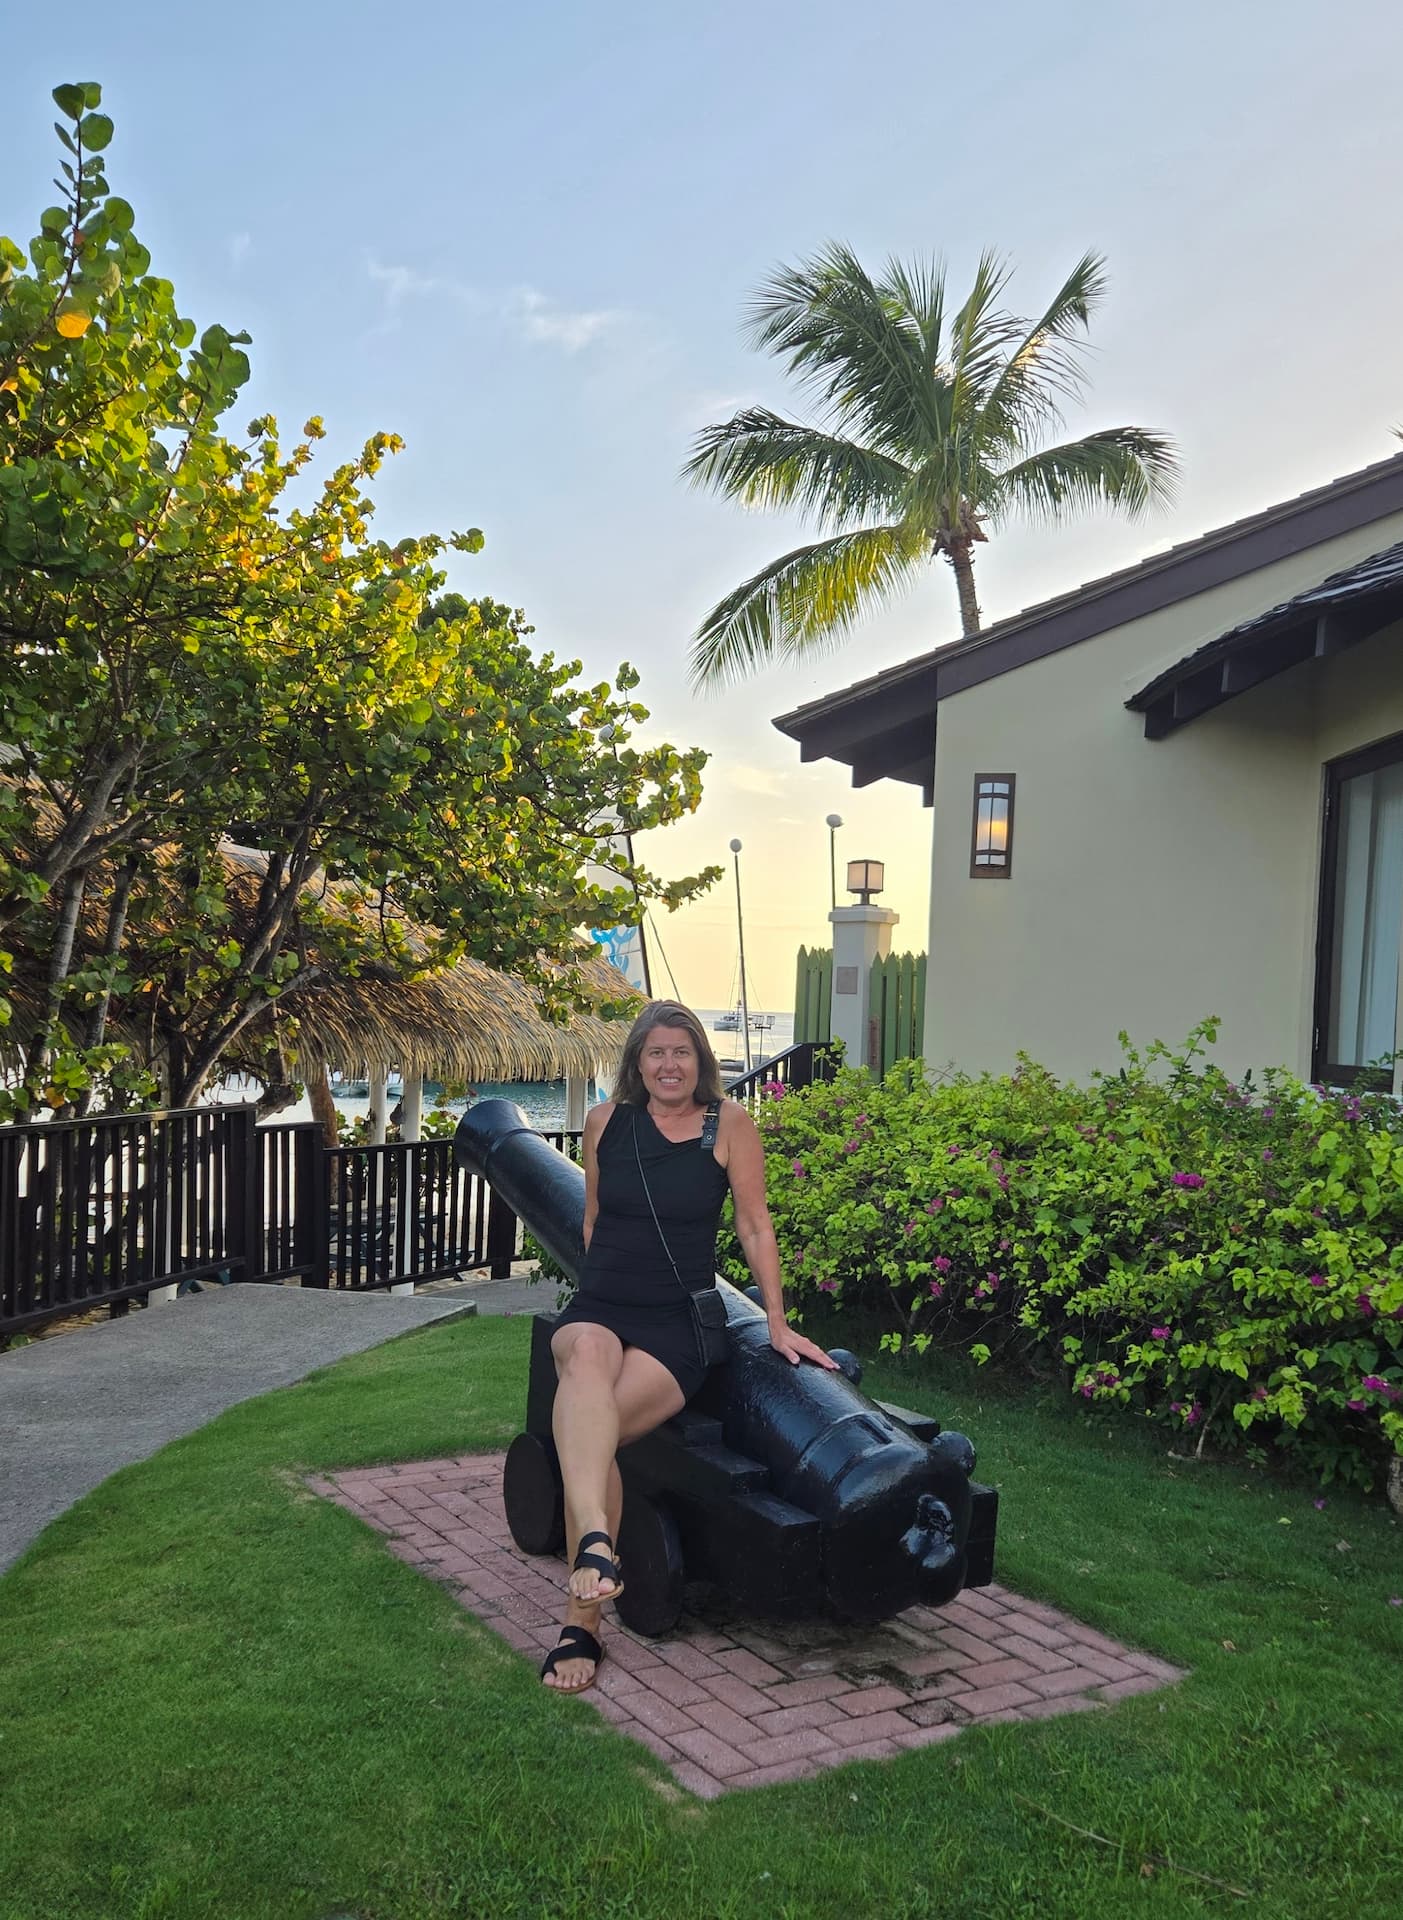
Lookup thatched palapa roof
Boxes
[292,947,642,1083]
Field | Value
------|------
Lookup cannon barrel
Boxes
[455,1099,992,1624]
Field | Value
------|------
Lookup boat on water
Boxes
[712,1008,776,1033]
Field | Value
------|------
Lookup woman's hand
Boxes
[768,1317,840,1369]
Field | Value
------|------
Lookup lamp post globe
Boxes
[824,813,843,911]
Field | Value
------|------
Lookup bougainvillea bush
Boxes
[718,1022,1403,1488]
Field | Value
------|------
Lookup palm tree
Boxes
[684,247,1178,687]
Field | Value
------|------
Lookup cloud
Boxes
[513,286,624,353]
[228,231,252,270]
[363,259,623,354]
[366,256,448,310]
[725,763,788,798]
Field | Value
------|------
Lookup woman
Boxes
[540,1000,837,1693]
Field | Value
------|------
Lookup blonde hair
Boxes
[613,1000,726,1107]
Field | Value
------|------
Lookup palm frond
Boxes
[744,245,942,458]
[681,407,912,527]
[978,251,1110,451]
[687,524,924,690]
[994,426,1180,524]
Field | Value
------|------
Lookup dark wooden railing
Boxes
[1,1068,833,1339]
[724,1039,838,1107]
[1,1106,257,1336]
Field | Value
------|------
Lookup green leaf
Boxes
[39,207,68,237]
[79,112,114,152]
[105,196,135,233]
[52,84,86,120]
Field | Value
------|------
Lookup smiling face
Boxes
[639,1024,700,1107]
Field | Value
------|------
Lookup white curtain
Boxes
[1330,759,1403,1067]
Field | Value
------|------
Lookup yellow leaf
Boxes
[56,310,91,339]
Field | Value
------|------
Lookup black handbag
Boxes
[632,1103,730,1373]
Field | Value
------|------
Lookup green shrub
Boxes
[718,1021,1403,1489]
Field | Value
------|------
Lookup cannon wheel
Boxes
[502,1432,565,1556]
[615,1491,685,1638]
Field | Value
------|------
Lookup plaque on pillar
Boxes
[835,966,859,994]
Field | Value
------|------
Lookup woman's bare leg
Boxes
[550,1322,626,1601]
[614,1347,687,1445]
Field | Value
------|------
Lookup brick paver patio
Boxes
[313,1453,1185,1798]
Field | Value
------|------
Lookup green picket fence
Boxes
[793,945,833,1044]
[867,949,926,1077]
[793,946,926,1075]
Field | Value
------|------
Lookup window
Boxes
[970,775,1015,878]
[1315,734,1403,1087]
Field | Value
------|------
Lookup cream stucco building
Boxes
[777,454,1403,1090]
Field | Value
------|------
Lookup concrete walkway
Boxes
[0,1283,476,1575]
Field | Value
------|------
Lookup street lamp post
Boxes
[729,837,753,1074]
[825,813,843,912]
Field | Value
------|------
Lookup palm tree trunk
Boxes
[948,543,982,637]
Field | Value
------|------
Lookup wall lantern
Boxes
[970,774,1015,877]
[846,857,885,904]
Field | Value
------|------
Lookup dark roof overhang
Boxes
[773,451,1403,796]
[1125,540,1403,739]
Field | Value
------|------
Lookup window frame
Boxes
[1312,729,1403,1089]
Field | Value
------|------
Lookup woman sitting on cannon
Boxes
[541,1000,837,1694]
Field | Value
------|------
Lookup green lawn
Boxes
[2,1315,1400,1920]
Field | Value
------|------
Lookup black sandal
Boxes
[540,1624,605,1693]
[571,1530,624,1601]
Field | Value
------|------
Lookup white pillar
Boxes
[564,1074,589,1131]
[828,904,900,1073]
[368,1065,389,1146]
[399,1074,423,1143]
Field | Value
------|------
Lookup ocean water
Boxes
[223,1007,796,1132]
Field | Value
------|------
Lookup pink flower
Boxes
[817,1278,837,1294]
[791,1160,806,1176]
[903,1220,917,1235]
[1151,1326,1171,1341]
[853,1113,869,1127]
[842,1138,861,1153]
[926,1197,944,1214]
[1262,1149,1274,1163]
[1184,1403,1203,1428]
[1308,1274,1327,1288]
[998,1238,1011,1252]
[1080,1382,1095,1398]
[1356,1293,1376,1318]
[1347,1398,1367,1411]
[1390,1597,1402,1608]
[1172,1171,1205,1190]
[1252,1386,1268,1402]
[933,1256,952,1274]
[929,1280,944,1298]
[985,1272,1001,1290]
[946,1145,961,1157]
[1313,1498,1327,1510]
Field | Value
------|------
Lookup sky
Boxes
[6,0,1403,1011]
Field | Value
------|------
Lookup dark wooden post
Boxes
[294,1123,330,1287]
[225,1105,262,1284]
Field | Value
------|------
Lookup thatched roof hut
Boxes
[285,946,642,1084]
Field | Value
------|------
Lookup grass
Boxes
[2,1313,1401,1920]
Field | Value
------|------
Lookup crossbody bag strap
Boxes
[631,1109,687,1298]
[631,1108,711,1377]
[700,1099,722,1150]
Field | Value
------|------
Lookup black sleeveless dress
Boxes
[554,1102,731,1399]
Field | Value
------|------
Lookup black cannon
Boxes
[455,1100,998,1636]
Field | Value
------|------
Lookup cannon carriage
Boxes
[455,1100,998,1638]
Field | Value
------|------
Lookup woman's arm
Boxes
[722,1103,837,1369]
[581,1103,610,1251]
